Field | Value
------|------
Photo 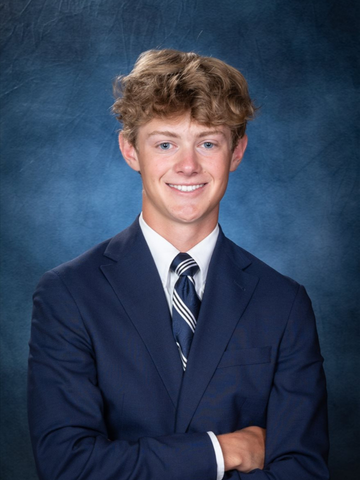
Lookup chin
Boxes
[169,209,202,223]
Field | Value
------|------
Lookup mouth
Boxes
[167,183,205,192]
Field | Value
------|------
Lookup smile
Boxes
[168,184,205,192]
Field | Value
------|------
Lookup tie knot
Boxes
[171,253,199,277]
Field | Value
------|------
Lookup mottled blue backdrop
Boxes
[1,0,359,478]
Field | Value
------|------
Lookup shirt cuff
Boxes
[207,431,225,480]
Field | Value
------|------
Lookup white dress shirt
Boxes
[139,214,225,480]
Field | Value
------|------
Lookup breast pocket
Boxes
[217,346,272,369]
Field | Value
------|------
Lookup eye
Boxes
[158,142,172,150]
[202,141,215,149]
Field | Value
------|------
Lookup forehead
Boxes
[137,113,231,140]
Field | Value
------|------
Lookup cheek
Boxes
[143,159,169,176]
[208,155,231,173]
[213,165,231,183]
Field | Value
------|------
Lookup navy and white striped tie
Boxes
[171,253,201,370]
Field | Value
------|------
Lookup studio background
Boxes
[1,0,358,478]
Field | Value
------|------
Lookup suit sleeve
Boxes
[228,285,329,480]
[28,270,217,480]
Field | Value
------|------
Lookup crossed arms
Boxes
[28,268,329,479]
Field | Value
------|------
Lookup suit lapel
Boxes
[100,220,183,408]
[175,231,259,432]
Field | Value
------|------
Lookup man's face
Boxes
[119,112,247,234]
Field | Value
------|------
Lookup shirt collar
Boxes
[139,213,219,286]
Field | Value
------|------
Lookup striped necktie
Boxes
[171,253,201,370]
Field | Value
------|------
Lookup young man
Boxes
[28,50,329,479]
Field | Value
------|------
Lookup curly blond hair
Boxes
[113,49,256,149]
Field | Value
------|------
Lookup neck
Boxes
[142,215,218,251]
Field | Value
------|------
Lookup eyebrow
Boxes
[198,130,226,139]
[147,129,226,139]
[147,131,180,138]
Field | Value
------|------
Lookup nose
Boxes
[175,147,200,175]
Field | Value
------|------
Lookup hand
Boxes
[217,426,266,473]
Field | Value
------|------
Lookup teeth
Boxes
[169,184,204,192]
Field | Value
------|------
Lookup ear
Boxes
[230,134,248,172]
[118,132,140,172]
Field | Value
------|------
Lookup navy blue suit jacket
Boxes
[28,218,329,479]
